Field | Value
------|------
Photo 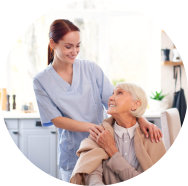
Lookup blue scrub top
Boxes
[33,59,113,171]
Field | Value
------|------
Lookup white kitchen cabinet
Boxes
[4,118,58,178]
[19,119,57,177]
[5,119,19,147]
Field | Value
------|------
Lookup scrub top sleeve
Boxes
[92,63,114,109]
[33,78,62,126]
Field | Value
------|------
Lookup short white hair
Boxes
[115,82,148,117]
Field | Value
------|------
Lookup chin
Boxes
[65,59,75,64]
[107,110,114,116]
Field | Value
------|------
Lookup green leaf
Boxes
[150,90,166,101]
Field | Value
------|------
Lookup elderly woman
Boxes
[70,83,166,185]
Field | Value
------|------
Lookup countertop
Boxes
[1,111,40,119]
[1,109,161,119]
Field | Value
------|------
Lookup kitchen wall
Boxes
[161,31,188,109]
[161,65,188,108]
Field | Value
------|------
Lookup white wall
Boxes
[161,31,188,108]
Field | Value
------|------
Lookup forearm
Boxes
[137,116,147,125]
[107,152,141,181]
[52,116,92,132]
[85,164,104,185]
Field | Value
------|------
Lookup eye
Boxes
[117,91,123,95]
[76,45,80,48]
[65,45,72,49]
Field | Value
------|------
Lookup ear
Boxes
[131,100,141,111]
[49,38,55,50]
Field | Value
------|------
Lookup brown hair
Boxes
[48,19,80,65]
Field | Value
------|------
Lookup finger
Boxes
[151,125,158,143]
[153,129,159,143]
[158,129,163,138]
[96,134,103,145]
[148,127,154,143]
[91,126,101,136]
[96,125,105,133]
[89,129,98,139]
[142,127,149,138]
[90,135,97,142]
[158,131,162,142]
[158,130,163,141]
[153,126,162,142]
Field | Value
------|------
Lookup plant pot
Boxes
[149,99,161,112]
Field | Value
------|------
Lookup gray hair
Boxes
[115,82,148,117]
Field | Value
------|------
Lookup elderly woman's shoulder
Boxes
[135,127,166,152]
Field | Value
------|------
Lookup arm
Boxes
[33,78,104,133]
[138,117,162,143]
[52,116,104,133]
[90,130,140,181]
[85,164,104,186]
[106,152,141,181]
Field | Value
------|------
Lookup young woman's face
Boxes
[53,31,80,64]
[107,88,138,116]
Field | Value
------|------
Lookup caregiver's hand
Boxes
[139,118,162,143]
[90,129,118,157]
[88,123,104,134]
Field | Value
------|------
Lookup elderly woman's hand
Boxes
[89,129,118,157]
[138,117,162,143]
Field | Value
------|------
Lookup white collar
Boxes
[114,121,139,139]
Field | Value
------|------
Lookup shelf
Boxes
[163,61,183,66]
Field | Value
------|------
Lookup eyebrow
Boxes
[64,42,81,45]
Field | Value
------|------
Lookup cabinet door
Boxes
[8,129,19,147]
[5,119,19,147]
[19,120,57,178]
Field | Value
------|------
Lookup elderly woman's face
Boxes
[107,88,138,116]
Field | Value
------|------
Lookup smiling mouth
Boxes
[68,56,76,59]
[109,104,116,107]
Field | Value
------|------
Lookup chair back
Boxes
[161,108,181,150]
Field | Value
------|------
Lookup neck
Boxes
[52,57,73,74]
[113,113,137,128]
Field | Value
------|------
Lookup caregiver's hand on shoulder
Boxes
[88,123,104,134]
[90,129,118,157]
[139,118,162,143]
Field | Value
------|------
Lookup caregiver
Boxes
[33,19,162,182]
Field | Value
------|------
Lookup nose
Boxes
[72,47,79,55]
[109,94,115,101]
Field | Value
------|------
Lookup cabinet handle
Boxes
[12,131,19,135]
[36,121,42,127]
[51,131,56,134]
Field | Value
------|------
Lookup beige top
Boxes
[70,117,166,185]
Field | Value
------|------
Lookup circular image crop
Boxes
[1,1,187,185]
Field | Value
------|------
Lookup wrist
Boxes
[107,146,118,157]
[86,122,94,132]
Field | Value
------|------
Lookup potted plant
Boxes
[112,79,125,86]
[150,90,166,101]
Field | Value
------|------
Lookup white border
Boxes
[0,0,188,185]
